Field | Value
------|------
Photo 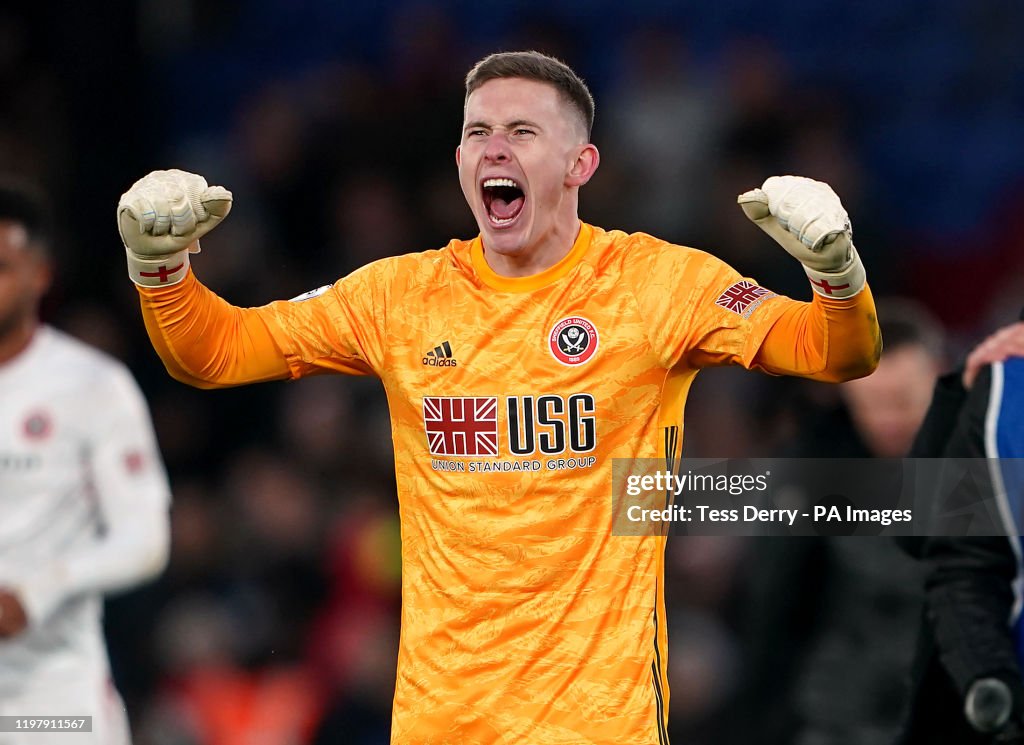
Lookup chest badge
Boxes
[23,410,53,441]
[549,316,598,366]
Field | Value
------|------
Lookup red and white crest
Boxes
[23,410,53,441]
[549,317,598,366]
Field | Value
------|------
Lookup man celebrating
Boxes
[1,180,171,744]
[119,51,879,744]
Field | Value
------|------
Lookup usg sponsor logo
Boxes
[421,393,596,459]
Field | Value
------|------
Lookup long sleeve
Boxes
[897,372,969,559]
[909,372,969,458]
[752,286,881,382]
[16,365,172,625]
[138,258,397,386]
[924,536,1021,697]
[138,269,293,388]
[628,236,879,382]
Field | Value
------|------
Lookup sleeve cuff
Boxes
[803,247,866,299]
[126,248,190,287]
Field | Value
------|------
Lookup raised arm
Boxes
[118,170,384,388]
[741,176,879,382]
[752,286,880,382]
[138,271,292,388]
[655,176,879,381]
[118,169,288,387]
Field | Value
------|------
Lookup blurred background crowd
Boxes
[3,1,1024,743]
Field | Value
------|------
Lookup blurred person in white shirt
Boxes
[0,179,171,744]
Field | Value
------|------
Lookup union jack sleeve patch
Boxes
[714,281,776,318]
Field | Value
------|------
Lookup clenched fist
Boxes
[117,169,232,286]
[738,175,865,298]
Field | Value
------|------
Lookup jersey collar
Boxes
[470,222,593,293]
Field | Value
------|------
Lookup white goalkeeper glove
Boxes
[738,175,865,298]
[117,169,232,287]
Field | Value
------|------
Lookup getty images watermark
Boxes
[612,458,1024,536]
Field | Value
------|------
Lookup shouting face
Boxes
[457,77,599,277]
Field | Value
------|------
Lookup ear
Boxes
[566,144,600,188]
[455,145,462,168]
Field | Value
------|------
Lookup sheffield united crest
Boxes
[549,316,598,366]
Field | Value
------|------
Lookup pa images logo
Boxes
[549,316,598,366]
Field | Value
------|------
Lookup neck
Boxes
[485,210,582,279]
[0,317,39,365]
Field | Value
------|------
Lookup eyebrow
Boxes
[462,119,543,133]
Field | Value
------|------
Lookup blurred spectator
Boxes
[901,319,1024,744]
[841,300,945,457]
[308,498,401,745]
[665,537,746,744]
[0,179,171,744]
[730,299,945,745]
[602,26,723,241]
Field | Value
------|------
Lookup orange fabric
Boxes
[754,285,880,382]
[138,223,879,744]
[140,271,292,387]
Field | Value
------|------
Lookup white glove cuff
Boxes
[803,246,866,299]
[126,248,190,287]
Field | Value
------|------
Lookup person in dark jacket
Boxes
[902,319,1024,744]
[732,300,944,745]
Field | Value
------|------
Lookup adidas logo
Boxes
[422,341,457,367]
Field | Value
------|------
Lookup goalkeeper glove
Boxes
[117,169,232,287]
[738,175,865,298]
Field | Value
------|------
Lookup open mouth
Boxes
[481,178,525,226]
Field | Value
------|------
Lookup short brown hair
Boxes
[0,177,52,258]
[465,51,595,139]
[876,298,945,361]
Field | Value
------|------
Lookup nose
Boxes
[483,131,511,162]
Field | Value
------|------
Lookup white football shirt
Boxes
[0,325,170,738]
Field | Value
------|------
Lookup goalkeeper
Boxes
[118,51,879,744]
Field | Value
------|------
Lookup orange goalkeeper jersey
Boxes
[139,223,879,744]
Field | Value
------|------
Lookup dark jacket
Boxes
[901,365,1024,744]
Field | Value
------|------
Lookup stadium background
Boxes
[3,1,1024,742]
